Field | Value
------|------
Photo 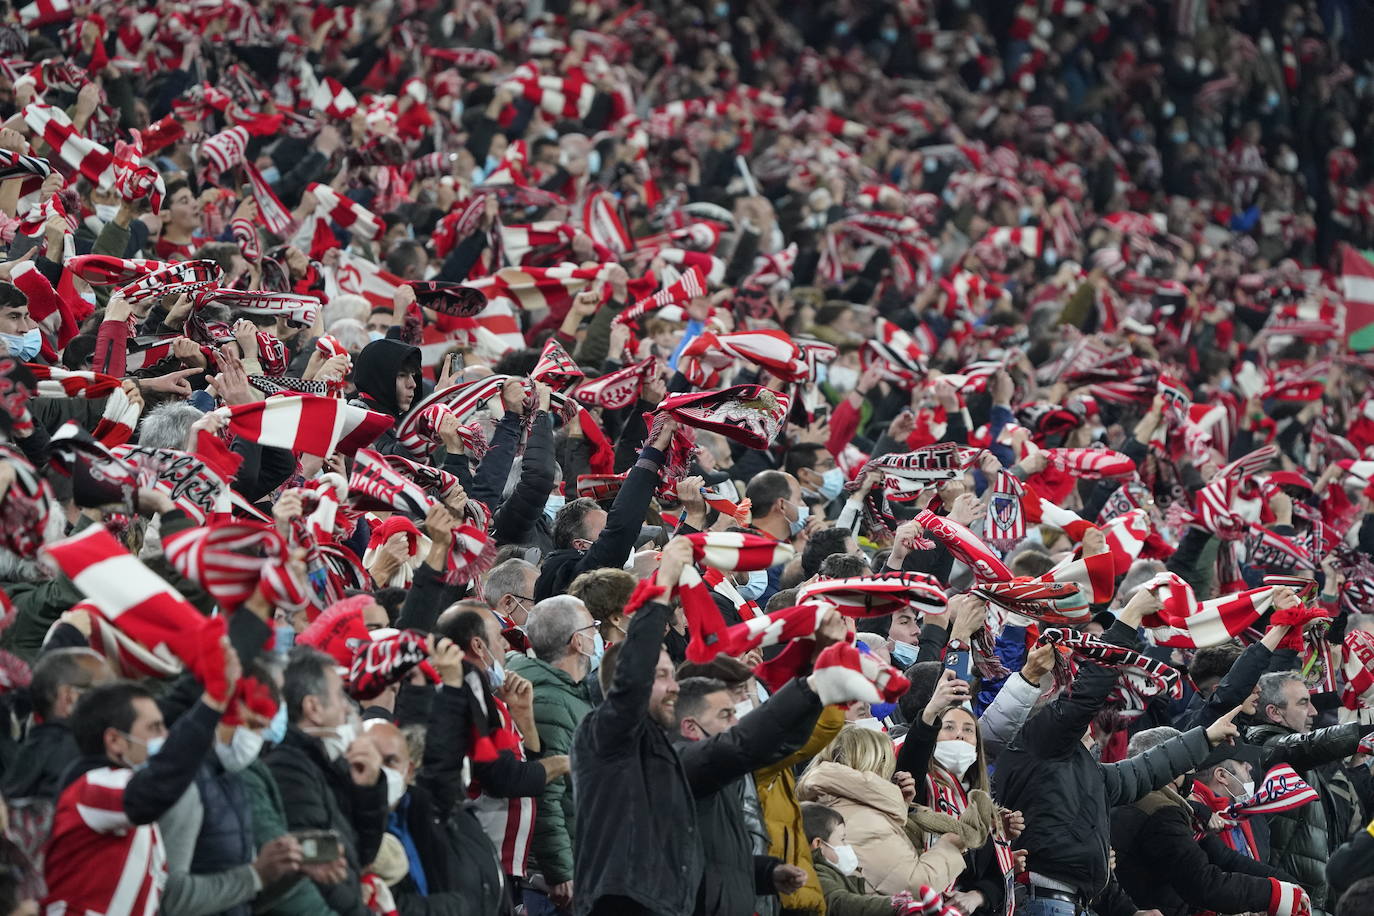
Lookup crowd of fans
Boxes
[5,0,1374,915]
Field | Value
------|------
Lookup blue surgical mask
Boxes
[890,639,918,669]
[368,330,385,342]
[882,27,898,43]
[819,466,845,501]
[488,658,505,690]
[1171,131,1189,145]
[259,166,281,186]
[788,502,809,536]
[1018,205,1033,225]
[0,328,41,361]
[737,567,769,602]
[835,21,850,36]
[928,252,944,275]
[714,0,729,16]
[264,702,288,745]
[583,631,605,673]
[544,492,566,521]
[1043,247,1059,268]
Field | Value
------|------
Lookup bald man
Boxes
[361,654,511,913]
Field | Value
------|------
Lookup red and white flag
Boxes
[18,0,74,27]
[242,160,294,236]
[978,226,1043,258]
[1342,629,1374,709]
[215,394,393,457]
[42,526,229,699]
[310,76,358,119]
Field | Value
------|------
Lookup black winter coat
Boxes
[991,621,1212,916]
[1246,720,1367,910]
[189,758,256,916]
[492,411,556,547]
[1111,787,1283,916]
[1,722,77,802]
[389,785,508,916]
[265,727,389,916]
[570,598,821,916]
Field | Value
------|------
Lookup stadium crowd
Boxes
[5,0,1374,915]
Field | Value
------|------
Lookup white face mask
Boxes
[382,765,406,809]
[214,727,265,773]
[827,842,860,876]
[733,698,755,721]
[311,721,357,761]
[933,739,979,777]
[94,203,120,223]
[1240,780,1255,798]
[852,717,885,732]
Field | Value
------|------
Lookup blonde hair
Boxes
[811,724,896,780]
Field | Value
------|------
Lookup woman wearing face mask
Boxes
[895,666,1020,916]
[797,726,970,897]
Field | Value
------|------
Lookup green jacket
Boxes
[811,848,894,916]
[506,654,593,885]
[239,757,343,915]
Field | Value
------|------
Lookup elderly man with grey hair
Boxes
[507,595,598,914]
[1245,670,1373,913]
[1110,726,1299,916]
[483,557,540,628]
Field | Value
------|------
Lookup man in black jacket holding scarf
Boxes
[992,585,1247,916]
[570,536,860,916]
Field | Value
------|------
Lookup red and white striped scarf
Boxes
[215,395,393,457]
[25,364,140,446]
[984,471,1025,551]
[1038,627,1182,700]
[22,102,115,187]
[796,572,947,618]
[500,221,575,265]
[348,449,495,584]
[614,265,707,327]
[657,384,790,451]
[1225,764,1319,818]
[13,260,83,349]
[678,329,807,387]
[163,521,309,613]
[917,509,1013,581]
[576,473,626,501]
[1042,447,1135,479]
[1342,630,1374,710]
[308,183,382,240]
[242,159,294,236]
[196,288,319,325]
[199,125,248,182]
[531,337,584,388]
[865,317,929,385]
[42,525,230,701]
[395,376,507,456]
[572,357,658,410]
[0,445,53,560]
[65,254,163,286]
[1141,572,1277,648]
[117,259,222,304]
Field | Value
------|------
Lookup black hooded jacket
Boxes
[349,338,423,455]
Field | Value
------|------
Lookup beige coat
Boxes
[796,761,966,897]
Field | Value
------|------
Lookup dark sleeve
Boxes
[123,699,219,824]
[555,436,594,493]
[725,228,761,286]
[1177,640,1273,730]
[903,542,955,584]
[1101,727,1210,805]
[1257,721,1365,772]
[467,414,523,509]
[272,151,330,209]
[915,622,949,664]
[395,564,464,633]
[896,717,939,801]
[1091,873,1139,916]
[347,770,389,868]
[465,115,499,163]
[585,600,671,752]
[492,411,555,545]
[418,685,470,820]
[1200,831,1289,880]
[468,752,547,799]
[752,854,784,895]
[226,608,272,672]
[1135,808,1277,913]
[435,230,489,283]
[572,297,624,367]
[570,445,663,578]
[1328,826,1374,902]
[676,677,822,798]
[611,399,653,473]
